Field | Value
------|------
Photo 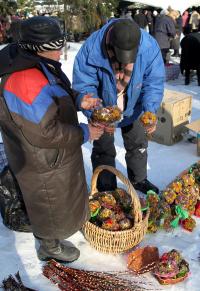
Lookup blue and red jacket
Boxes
[0,44,89,239]
[3,62,89,144]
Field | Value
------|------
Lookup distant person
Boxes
[154,10,176,63]
[124,11,133,20]
[182,10,190,34]
[152,10,158,35]
[189,10,200,32]
[145,10,154,35]
[9,18,22,42]
[134,9,148,29]
[0,21,3,44]
[171,11,182,57]
[180,32,200,86]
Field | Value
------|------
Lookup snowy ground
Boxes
[0,42,200,290]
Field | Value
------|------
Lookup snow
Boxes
[0,42,200,290]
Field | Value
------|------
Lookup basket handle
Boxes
[91,165,142,223]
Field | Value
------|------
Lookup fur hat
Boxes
[18,16,66,52]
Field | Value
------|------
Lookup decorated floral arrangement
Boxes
[140,111,157,128]
[89,188,134,231]
[92,106,121,124]
[142,162,200,233]
[154,249,190,285]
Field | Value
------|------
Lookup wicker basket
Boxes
[82,165,149,254]
[155,272,189,285]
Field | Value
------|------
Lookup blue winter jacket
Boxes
[73,18,165,127]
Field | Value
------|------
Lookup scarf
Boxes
[106,28,133,93]
[106,28,133,111]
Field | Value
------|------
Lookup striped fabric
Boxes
[106,29,133,94]
[18,37,66,52]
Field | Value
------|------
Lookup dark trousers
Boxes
[185,67,200,86]
[91,120,148,191]
[161,48,169,64]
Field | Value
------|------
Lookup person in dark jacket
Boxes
[171,11,182,57]
[180,32,200,86]
[0,16,103,262]
[145,10,154,35]
[154,10,176,63]
[73,19,165,195]
[182,10,190,35]
[134,9,148,29]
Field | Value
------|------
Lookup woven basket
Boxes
[82,165,149,254]
[155,272,189,285]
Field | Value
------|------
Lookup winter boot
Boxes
[197,70,200,86]
[133,178,159,194]
[185,70,190,85]
[185,76,190,85]
[37,238,80,262]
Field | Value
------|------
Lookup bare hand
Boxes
[88,123,104,141]
[81,94,102,110]
[89,120,105,129]
[104,125,115,134]
[145,124,157,134]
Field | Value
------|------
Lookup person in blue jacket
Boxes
[73,18,165,194]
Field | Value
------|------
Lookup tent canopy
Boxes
[120,0,200,13]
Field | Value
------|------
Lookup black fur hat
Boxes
[18,16,66,52]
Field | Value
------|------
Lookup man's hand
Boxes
[88,123,104,141]
[140,112,157,135]
[145,123,157,134]
[80,94,102,110]
[89,120,115,135]
[89,119,105,129]
[104,125,115,135]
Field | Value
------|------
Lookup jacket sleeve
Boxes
[72,43,100,119]
[140,38,165,113]
[166,18,176,38]
[4,71,89,149]
[16,98,89,149]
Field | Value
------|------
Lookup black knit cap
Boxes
[18,16,66,52]
[109,19,141,64]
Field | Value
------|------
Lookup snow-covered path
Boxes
[0,42,200,291]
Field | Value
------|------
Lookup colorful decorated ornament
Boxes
[140,111,157,127]
[101,218,120,231]
[163,188,177,204]
[181,174,195,187]
[118,218,132,230]
[170,181,182,193]
[194,200,200,217]
[170,205,189,228]
[89,200,101,217]
[181,217,196,232]
[154,249,190,285]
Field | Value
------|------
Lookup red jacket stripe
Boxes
[4,68,49,105]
